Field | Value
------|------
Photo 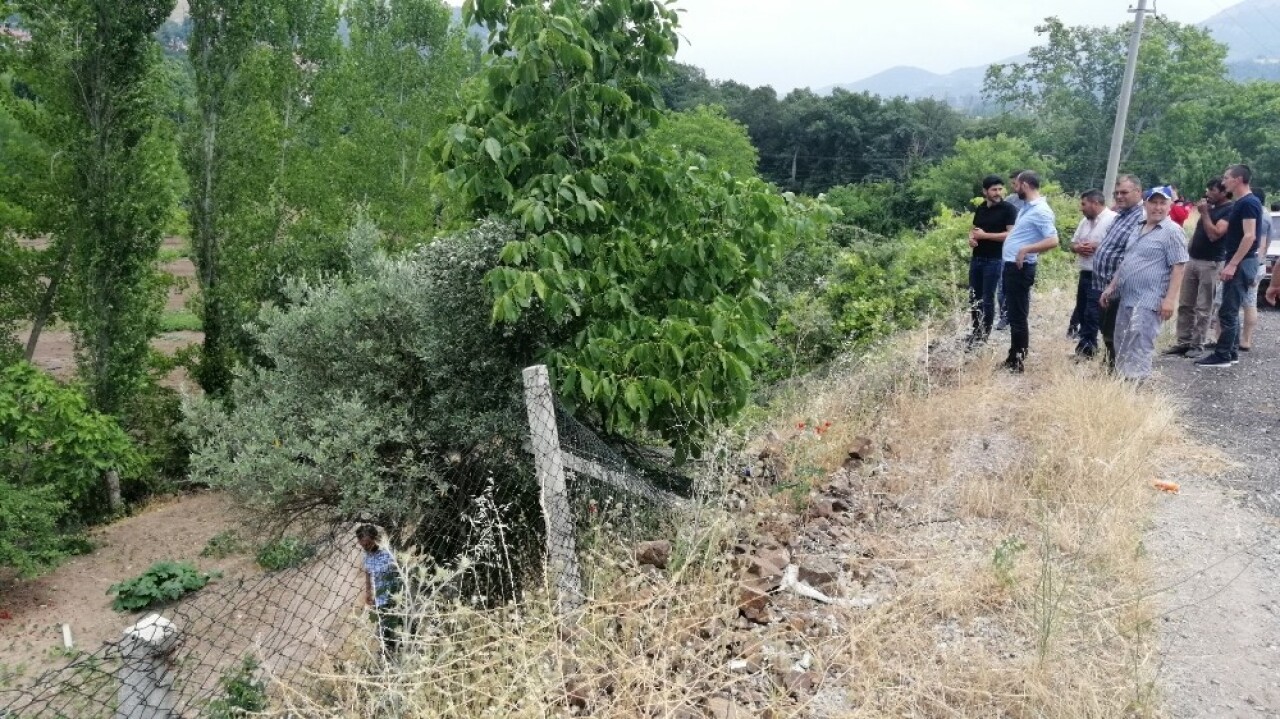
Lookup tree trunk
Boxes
[23,240,72,361]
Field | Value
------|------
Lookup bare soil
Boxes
[0,493,251,682]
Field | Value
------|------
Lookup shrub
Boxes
[108,561,218,612]
[200,529,248,559]
[205,655,267,718]
[186,218,543,573]
[255,537,313,571]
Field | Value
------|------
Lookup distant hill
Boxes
[826,0,1280,104]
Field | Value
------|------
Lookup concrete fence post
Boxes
[116,614,179,719]
[522,365,584,613]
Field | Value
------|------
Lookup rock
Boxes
[635,540,672,569]
[785,670,820,697]
[744,554,786,589]
[563,676,589,710]
[787,615,810,633]
[756,545,791,572]
[671,707,702,719]
[808,498,836,520]
[797,557,841,591]
[706,697,745,719]
[738,581,774,624]
[847,436,875,461]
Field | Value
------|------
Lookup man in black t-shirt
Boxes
[1197,164,1264,368]
[966,175,1019,344]
[1166,179,1232,356]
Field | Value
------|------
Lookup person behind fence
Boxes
[1099,186,1188,381]
[356,524,402,657]
[1067,189,1116,357]
[965,174,1019,347]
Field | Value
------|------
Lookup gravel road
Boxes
[1150,305,1280,718]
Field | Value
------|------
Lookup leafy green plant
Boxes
[205,655,268,718]
[992,536,1027,589]
[158,309,203,333]
[255,537,314,572]
[201,530,248,559]
[108,561,219,612]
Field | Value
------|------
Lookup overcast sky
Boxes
[673,0,1220,92]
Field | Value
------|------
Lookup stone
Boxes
[563,676,589,710]
[785,670,819,697]
[755,545,791,571]
[847,436,875,461]
[635,540,672,569]
[744,555,786,589]
[796,557,841,591]
[738,581,774,624]
[808,498,836,520]
[706,697,744,719]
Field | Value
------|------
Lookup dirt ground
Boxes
[1149,307,1280,717]
[0,493,252,683]
[13,236,202,389]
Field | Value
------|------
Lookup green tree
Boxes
[442,0,831,451]
[984,17,1228,190]
[7,0,176,415]
[644,104,759,178]
[911,134,1053,211]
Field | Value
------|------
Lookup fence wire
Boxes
[0,366,688,717]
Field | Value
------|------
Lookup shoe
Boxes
[1195,354,1236,368]
[1239,346,1251,352]
[1162,345,1193,356]
[1000,357,1024,373]
[995,319,1010,331]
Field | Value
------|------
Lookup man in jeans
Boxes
[1197,164,1263,368]
[966,175,1019,346]
[1165,179,1232,356]
[1090,175,1146,370]
[1000,171,1059,372]
[1068,190,1116,357]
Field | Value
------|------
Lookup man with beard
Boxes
[999,171,1059,372]
[1089,175,1146,370]
[966,175,1019,346]
[1164,178,1232,357]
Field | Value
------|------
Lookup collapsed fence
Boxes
[0,365,689,717]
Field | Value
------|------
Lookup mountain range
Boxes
[824,0,1280,102]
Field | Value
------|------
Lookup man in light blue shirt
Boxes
[1000,171,1059,372]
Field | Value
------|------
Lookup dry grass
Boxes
[276,291,1218,718]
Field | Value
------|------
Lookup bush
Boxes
[200,529,248,559]
[108,560,218,612]
[186,218,543,571]
[255,536,313,571]
[205,655,267,718]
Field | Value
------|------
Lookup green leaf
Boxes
[483,137,502,163]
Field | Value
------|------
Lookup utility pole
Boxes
[1103,0,1149,194]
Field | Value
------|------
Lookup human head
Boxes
[1113,174,1143,210]
[1254,189,1266,207]
[1080,189,1106,220]
[981,174,1005,203]
[1143,185,1173,223]
[355,524,380,553]
[1014,171,1042,200]
[1205,178,1229,204]
[1272,202,1280,212]
[1009,169,1025,184]
[1223,164,1252,196]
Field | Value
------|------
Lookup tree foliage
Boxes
[911,134,1053,210]
[644,104,759,179]
[442,0,832,451]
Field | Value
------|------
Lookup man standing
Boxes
[1090,175,1146,370]
[357,524,403,657]
[999,171,1058,372]
[1100,187,1189,380]
[1240,189,1271,352]
[996,169,1028,331]
[1068,190,1116,357]
[1197,165,1262,368]
[966,175,1019,345]
[1165,179,1232,356]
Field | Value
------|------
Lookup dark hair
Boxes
[1018,171,1042,190]
[355,524,379,542]
[1206,178,1227,193]
[1008,169,1025,182]
[982,174,1005,190]
[1081,189,1106,204]
[1226,164,1252,184]
[1272,202,1280,212]
[1255,189,1267,206]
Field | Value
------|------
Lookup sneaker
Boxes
[1239,346,1251,352]
[1000,357,1024,373]
[1194,354,1236,368]
[1162,345,1193,356]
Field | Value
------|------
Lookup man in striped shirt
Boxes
[1099,187,1188,380]
[1090,175,1146,370]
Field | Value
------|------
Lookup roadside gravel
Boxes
[1150,306,1280,718]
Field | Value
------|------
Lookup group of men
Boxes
[965,165,1274,379]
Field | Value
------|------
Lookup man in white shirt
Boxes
[1069,189,1117,358]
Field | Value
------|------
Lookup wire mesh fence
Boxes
[0,365,688,717]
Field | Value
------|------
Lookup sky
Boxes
[672,0,1224,92]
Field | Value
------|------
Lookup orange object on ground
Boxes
[1152,480,1180,494]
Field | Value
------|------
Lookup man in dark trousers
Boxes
[999,171,1058,372]
[1165,178,1232,357]
[357,524,403,658]
[1197,164,1263,368]
[966,175,1019,346]
[1068,190,1116,357]
[1089,175,1146,370]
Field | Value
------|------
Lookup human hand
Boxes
[1100,287,1112,308]
[1268,284,1280,306]
[1015,250,1026,269]
[1079,242,1097,257]
[1159,298,1175,321]
[1196,199,1209,214]
[968,237,979,248]
[1220,263,1237,282]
